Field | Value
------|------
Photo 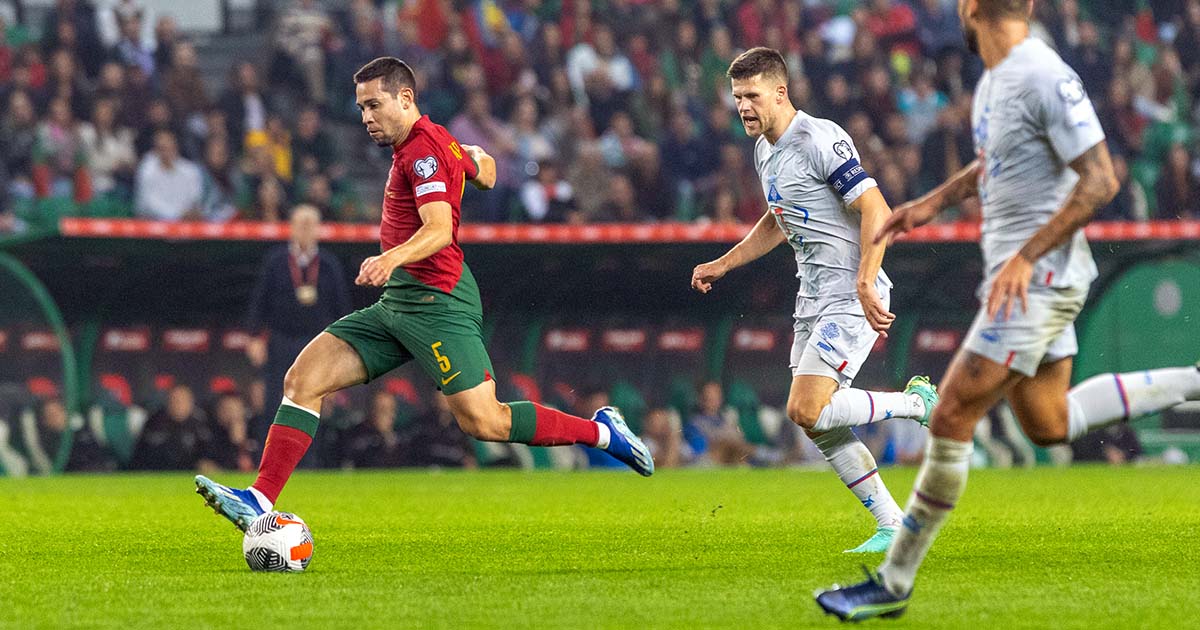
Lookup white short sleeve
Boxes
[1037,72,1106,164]
[810,124,877,205]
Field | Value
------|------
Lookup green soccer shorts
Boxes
[325,300,494,395]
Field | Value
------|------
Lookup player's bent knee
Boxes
[1025,425,1068,447]
[786,401,821,429]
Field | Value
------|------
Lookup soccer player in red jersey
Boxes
[197,57,652,531]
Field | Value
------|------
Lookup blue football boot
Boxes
[593,406,654,476]
[195,475,268,532]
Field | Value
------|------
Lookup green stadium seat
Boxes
[726,380,769,445]
[608,380,647,435]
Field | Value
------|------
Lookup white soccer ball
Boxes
[243,511,314,572]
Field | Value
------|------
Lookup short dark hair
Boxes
[977,0,1030,20]
[726,47,788,83]
[353,57,417,96]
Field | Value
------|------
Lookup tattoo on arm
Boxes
[1017,142,1118,263]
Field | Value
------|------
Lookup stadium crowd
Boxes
[1,0,1199,233]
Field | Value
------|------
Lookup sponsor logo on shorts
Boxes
[980,328,1001,343]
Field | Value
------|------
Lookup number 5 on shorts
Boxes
[431,341,451,373]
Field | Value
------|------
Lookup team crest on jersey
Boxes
[1056,78,1085,105]
[832,140,852,160]
[413,156,438,179]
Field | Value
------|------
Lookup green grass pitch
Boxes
[2,466,1197,629]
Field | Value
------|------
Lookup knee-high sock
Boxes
[507,401,607,447]
[811,389,926,432]
[811,427,902,528]
[252,397,318,504]
[878,437,972,596]
[1068,367,1200,441]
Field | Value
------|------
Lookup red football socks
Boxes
[252,423,314,504]
[508,401,599,447]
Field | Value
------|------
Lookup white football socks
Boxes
[811,427,903,528]
[594,423,611,449]
[811,389,926,432]
[248,487,274,512]
[1068,367,1200,441]
[878,437,972,596]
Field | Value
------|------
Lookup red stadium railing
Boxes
[57,218,1200,243]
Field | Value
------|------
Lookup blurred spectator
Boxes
[78,97,136,201]
[659,109,720,219]
[129,384,216,471]
[43,47,90,121]
[915,0,962,57]
[566,142,611,220]
[269,0,333,105]
[17,397,116,474]
[640,407,691,469]
[518,160,575,223]
[204,392,257,473]
[161,40,210,123]
[449,90,516,220]
[1156,144,1200,219]
[299,172,335,221]
[249,176,288,222]
[684,381,756,466]
[593,173,643,223]
[112,8,154,77]
[33,96,89,201]
[217,62,268,153]
[134,129,202,220]
[898,69,948,144]
[2,90,38,199]
[400,393,476,469]
[198,137,240,221]
[340,390,404,468]
[919,98,974,196]
[133,97,177,156]
[1096,78,1146,158]
[153,15,181,72]
[291,105,338,179]
[566,23,636,130]
[245,204,351,440]
[509,96,554,173]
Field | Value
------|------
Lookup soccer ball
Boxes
[242,511,314,572]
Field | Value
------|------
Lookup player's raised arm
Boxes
[848,187,897,336]
[462,144,496,190]
[875,159,982,245]
[690,210,785,293]
[356,201,453,287]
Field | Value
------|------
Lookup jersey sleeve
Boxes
[401,134,460,207]
[811,123,877,206]
[1033,70,1106,164]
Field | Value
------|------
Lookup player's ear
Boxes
[399,87,414,109]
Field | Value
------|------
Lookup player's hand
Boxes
[875,198,938,244]
[986,253,1033,322]
[857,283,896,338]
[691,260,727,293]
[461,144,486,162]
[356,253,398,287]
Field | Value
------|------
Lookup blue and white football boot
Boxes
[194,475,269,532]
[593,406,655,476]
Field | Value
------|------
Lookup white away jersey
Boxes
[972,37,1104,290]
[753,110,890,318]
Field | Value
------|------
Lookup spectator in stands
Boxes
[245,204,352,440]
[640,407,691,469]
[340,390,404,468]
[249,175,287,223]
[566,23,636,130]
[78,97,136,202]
[400,392,476,469]
[898,68,948,145]
[133,129,203,220]
[16,397,115,474]
[291,105,339,181]
[299,172,336,221]
[198,137,240,221]
[449,90,517,221]
[217,61,268,153]
[161,40,210,124]
[152,15,181,73]
[519,160,575,223]
[33,96,89,201]
[914,0,963,57]
[44,48,90,121]
[1156,144,1200,219]
[269,0,333,105]
[133,97,177,156]
[129,384,217,471]
[2,90,38,200]
[659,108,720,220]
[593,173,642,223]
[205,392,257,473]
[684,381,755,466]
[112,8,154,77]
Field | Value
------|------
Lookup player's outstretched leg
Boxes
[1063,363,1200,442]
[194,333,367,531]
[806,376,939,432]
[815,566,910,621]
[447,381,654,476]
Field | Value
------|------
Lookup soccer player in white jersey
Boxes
[691,47,940,554]
[817,0,1200,620]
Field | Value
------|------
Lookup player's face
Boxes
[959,0,980,54]
[731,74,784,139]
[355,78,413,147]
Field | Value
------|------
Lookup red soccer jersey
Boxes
[381,115,479,293]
